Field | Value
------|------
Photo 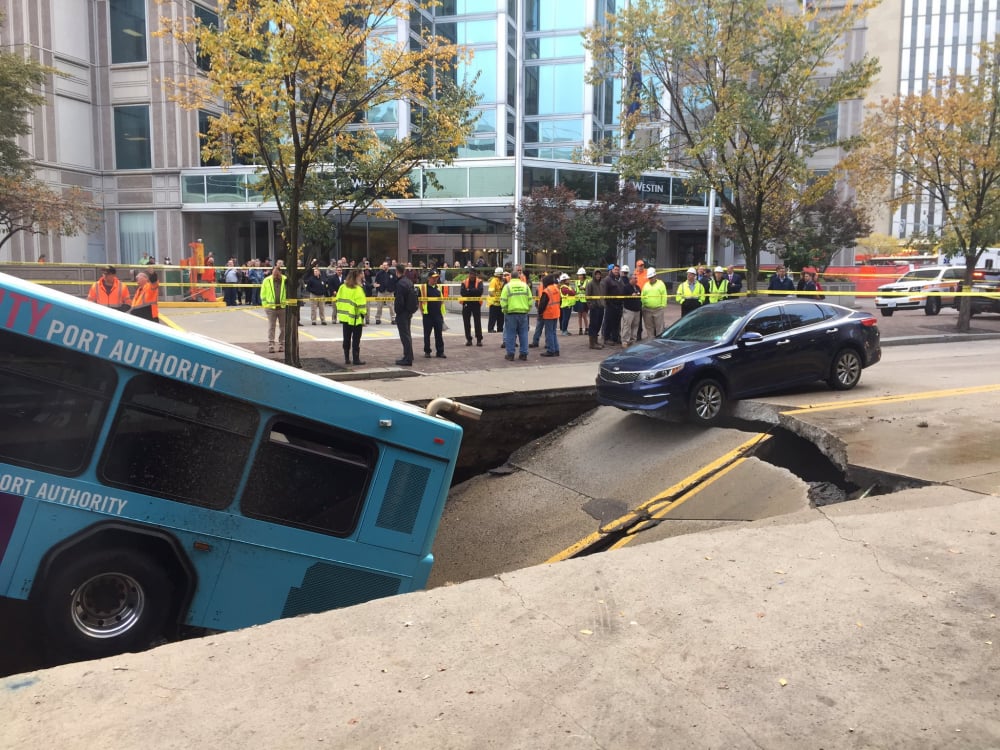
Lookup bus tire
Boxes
[38,548,174,661]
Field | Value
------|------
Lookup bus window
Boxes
[0,330,116,475]
[100,374,258,509]
[241,419,376,537]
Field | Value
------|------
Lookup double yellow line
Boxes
[549,382,1000,561]
[546,432,772,562]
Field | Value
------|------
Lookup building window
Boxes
[193,4,219,72]
[814,104,839,146]
[198,110,221,166]
[118,211,155,266]
[114,105,151,169]
[524,62,584,115]
[109,0,147,64]
[525,0,586,31]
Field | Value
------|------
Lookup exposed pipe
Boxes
[425,397,483,421]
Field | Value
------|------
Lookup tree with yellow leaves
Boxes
[847,40,1000,332]
[158,0,478,366]
[585,0,879,290]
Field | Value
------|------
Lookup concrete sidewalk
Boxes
[2,486,997,749]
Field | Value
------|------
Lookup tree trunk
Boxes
[956,287,972,333]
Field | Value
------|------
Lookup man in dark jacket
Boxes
[393,265,419,366]
[767,266,796,294]
[460,268,485,346]
[601,264,625,345]
[303,265,328,325]
[373,261,397,324]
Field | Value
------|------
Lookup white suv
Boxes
[875,265,964,317]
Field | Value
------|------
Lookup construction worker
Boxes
[675,267,706,316]
[558,272,576,335]
[487,267,505,333]
[708,266,730,304]
[129,271,160,322]
[260,263,287,354]
[500,269,533,360]
[419,270,447,358]
[574,267,589,335]
[537,274,562,356]
[640,267,668,337]
[87,265,132,310]
[335,268,368,365]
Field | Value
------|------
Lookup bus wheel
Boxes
[39,549,173,660]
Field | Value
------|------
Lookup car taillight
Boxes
[860,316,878,327]
[973,270,985,280]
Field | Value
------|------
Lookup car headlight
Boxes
[638,363,685,382]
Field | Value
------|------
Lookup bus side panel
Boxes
[356,447,456,559]
[204,529,419,631]
[0,495,233,625]
[0,491,35,597]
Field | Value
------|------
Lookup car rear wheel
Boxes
[925,297,941,315]
[688,378,726,425]
[828,348,862,391]
[879,309,894,317]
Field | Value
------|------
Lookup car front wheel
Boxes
[828,348,862,391]
[879,309,894,317]
[688,378,726,425]
[925,297,941,315]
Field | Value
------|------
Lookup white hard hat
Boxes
[558,273,569,281]
[494,267,504,275]
[715,266,724,273]
[576,267,587,275]
[687,267,697,275]
[646,267,657,277]
[621,265,630,272]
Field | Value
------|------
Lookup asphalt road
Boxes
[428,339,1000,587]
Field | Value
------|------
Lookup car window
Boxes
[898,269,940,281]
[783,303,828,329]
[945,268,963,279]
[816,303,844,320]
[743,308,787,336]
[660,308,746,342]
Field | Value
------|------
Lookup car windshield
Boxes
[658,308,746,342]
[896,269,940,281]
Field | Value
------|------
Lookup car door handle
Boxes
[776,338,791,345]
[825,327,839,333]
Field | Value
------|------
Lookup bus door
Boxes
[203,418,453,632]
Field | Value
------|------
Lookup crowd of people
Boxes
[86,253,822,366]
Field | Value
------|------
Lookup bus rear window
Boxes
[0,330,116,475]
[100,374,258,509]
[241,420,376,537]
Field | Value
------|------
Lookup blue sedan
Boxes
[596,298,881,425]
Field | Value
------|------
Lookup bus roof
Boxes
[0,272,462,459]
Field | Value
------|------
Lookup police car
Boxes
[875,265,964,317]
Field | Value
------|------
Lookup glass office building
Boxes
[1,0,728,272]
[2,0,884,269]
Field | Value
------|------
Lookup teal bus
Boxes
[0,271,478,661]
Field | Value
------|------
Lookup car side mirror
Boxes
[738,331,764,346]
